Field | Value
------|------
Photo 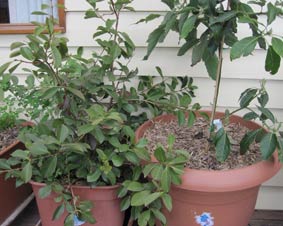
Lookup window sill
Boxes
[0,23,65,34]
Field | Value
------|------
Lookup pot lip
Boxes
[29,180,121,190]
[0,121,34,157]
[136,112,282,192]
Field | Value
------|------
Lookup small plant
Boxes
[0,0,197,225]
[144,0,283,162]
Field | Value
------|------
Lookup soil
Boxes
[0,127,19,151]
[143,117,262,170]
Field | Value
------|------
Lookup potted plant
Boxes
[0,80,43,225]
[135,0,283,225]
[0,0,199,225]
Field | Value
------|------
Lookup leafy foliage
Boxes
[0,0,197,225]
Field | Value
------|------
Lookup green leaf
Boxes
[126,181,144,192]
[177,111,186,125]
[0,62,12,75]
[11,150,29,159]
[151,164,163,180]
[152,208,166,224]
[177,38,198,56]
[272,37,283,57]
[257,106,276,123]
[131,190,151,206]
[87,170,101,182]
[260,133,277,160]
[187,111,196,127]
[39,185,52,199]
[136,14,161,24]
[143,163,156,177]
[112,154,124,167]
[21,162,32,183]
[41,87,59,99]
[230,37,258,60]
[215,128,231,162]
[267,3,277,25]
[66,87,85,101]
[93,126,105,144]
[136,138,148,148]
[20,47,35,61]
[138,210,151,226]
[78,124,95,136]
[144,192,163,206]
[161,167,171,192]
[10,42,25,50]
[203,53,219,80]
[240,130,259,154]
[120,196,131,211]
[162,193,172,211]
[239,88,257,108]
[0,159,11,170]
[30,142,49,156]
[167,134,175,150]
[161,0,174,9]
[52,203,65,220]
[191,39,208,66]
[154,147,166,163]
[51,45,62,68]
[265,46,281,75]
[58,125,69,143]
[209,11,237,25]
[180,15,197,39]
[42,157,57,178]
[134,148,151,161]
[144,25,165,60]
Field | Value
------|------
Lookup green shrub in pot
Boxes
[0,0,199,225]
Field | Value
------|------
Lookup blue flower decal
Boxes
[195,212,214,226]
[73,215,86,226]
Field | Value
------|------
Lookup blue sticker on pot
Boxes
[195,212,214,226]
[74,215,85,226]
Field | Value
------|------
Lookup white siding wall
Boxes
[0,0,282,210]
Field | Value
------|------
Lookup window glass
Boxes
[0,0,58,24]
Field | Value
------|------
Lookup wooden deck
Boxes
[8,199,283,226]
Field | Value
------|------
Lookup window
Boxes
[0,0,65,34]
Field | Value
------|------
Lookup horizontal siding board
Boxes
[66,0,168,12]
[1,47,283,81]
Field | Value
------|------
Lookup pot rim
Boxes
[135,112,282,192]
[0,121,34,156]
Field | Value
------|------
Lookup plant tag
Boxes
[74,215,85,226]
[213,119,223,131]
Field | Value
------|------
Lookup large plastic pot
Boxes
[31,181,124,226]
[135,112,281,226]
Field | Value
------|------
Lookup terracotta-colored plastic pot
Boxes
[0,140,32,225]
[135,112,281,226]
[31,181,124,226]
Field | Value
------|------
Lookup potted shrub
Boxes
[0,82,42,224]
[0,1,198,225]
[135,0,283,225]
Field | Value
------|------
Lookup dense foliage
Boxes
[0,0,198,225]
